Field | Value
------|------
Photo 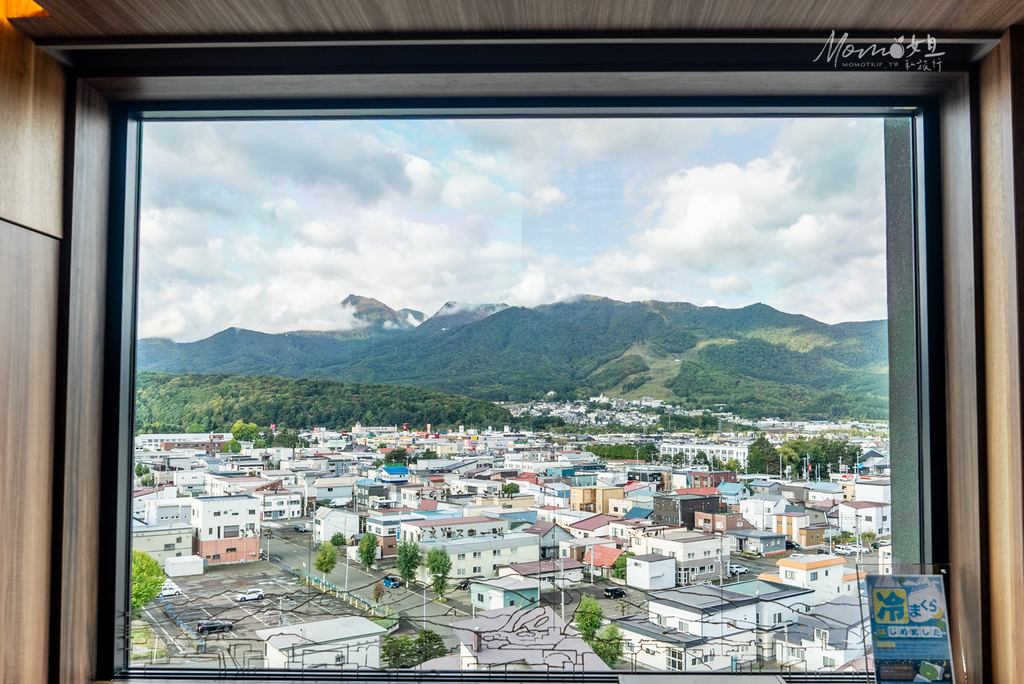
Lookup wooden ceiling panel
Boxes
[10,0,1024,41]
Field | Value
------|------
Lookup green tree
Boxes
[575,594,604,642]
[381,634,416,669]
[386,447,409,464]
[134,463,150,478]
[229,419,260,442]
[359,532,379,569]
[421,448,438,460]
[501,482,520,498]
[413,629,447,663]
[330,532,348,547]
[592,623,624,666]
[272,430,299,448]
[693,450,709,466]
[314,541,337,579]
[223,438,242,453]
[140,473,155,487]
[395,539,422,585]
[747,434,777,474]
[425,547,452,598]
[131,550,164,615]
[611,551,634,580]
[186,421,204,433]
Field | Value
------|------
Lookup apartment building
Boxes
[415,532,539,582]
[190,494,261,564]
[633,530,730,585]
[569,484,624,514]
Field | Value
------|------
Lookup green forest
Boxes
[134,372,514,435]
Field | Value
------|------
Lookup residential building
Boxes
[727,529,787,556]
[569,485,624,514]
[775,596,869,671]
[190,494,261,564]
[255,616,387,669]
[747,479,782,496]
[659,443,750,469]
[693,511,756,535]
[419,606,608,672]
[582,545,624,578]
[852,478,891,504]
[626,553,676,590]
[497,559,585,590]
[252,488,303,521]
[740,493,791,530]
[469,576,540,611]
[567,513,617,539]
[131,520,193,568]
[312,507,361,546]
[400,515,508,543]
[762,554,850,603]
[633,530,730,585]
[716,481,752,507]
[651,493,721,528]
[415,532,539,582]
[838,501,892,538]
[521,520,573,560]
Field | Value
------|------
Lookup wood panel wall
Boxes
[979,26,1024,684]
[0,2,64,237]
[0,9,65,684]
[0,218,59,683]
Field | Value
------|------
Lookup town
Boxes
[131,403,892,675]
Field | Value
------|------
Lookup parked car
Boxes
[728,565,749,575]
[197,620,233,635]
[833,545,857,556]
[604,587,627,599]
[234,588,265,602]
[785,540,801,550]
[877,539,892,546]
[382,575,401,588]
[293,524,308,532]
[456,579,471,591]
[158,585,182,598]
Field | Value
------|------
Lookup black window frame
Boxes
[82,36,985,681]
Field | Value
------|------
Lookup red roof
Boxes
[674,487,720,496]
[583,545,624,568]
[419,499,439,511]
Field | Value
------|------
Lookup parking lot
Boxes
[136,561,371,669]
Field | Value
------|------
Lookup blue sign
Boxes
[866,574,954,683]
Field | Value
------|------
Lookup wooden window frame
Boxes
[50,36,998,683]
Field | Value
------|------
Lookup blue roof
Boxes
[382,466,410,475]
[717,482,747,494]
[749,479,777,487]
[623,507,653,519]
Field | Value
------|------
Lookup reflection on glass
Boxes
[130,117,890,674]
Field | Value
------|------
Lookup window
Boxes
[810,571,818,581]
[457,553,466,561]
[225,547,236,553]
[667,648,685,671]
[814,628,829,642]
[472,566,482,573]
[97,45,966,679]
[473,551,481,559]
[163,543,175,550]
[785,570,796,580]
[492,549,500,556]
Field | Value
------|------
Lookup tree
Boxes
[501,482,520,498]
[395,540,422,585]
[373,580,387,603]
[186,421,204,433]
[592,623,624,666]
[131,550,164,615]
[413,629,447,663]
[330,532,348,547]
[386,447,409,464]
[229,419,260,442]
[381,634,417,669]
[272,430,299,448]
[134,463,150,478]
[359,532,379,569]
[314,541,337,579]
[223,438,242,453]
[747,434,777,474]
[425,547,452,598]
[575,594,604,642]
[381,629,447,669]
[611,551,634,579]
[421,448,438,460]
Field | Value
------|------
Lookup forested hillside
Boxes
[134,372,514,435]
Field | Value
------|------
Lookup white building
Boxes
[659,441,750,469]
[632,530,731,585]
[775,596,869,671]
[252,488,304,521]
[132,520,193,568]
[838,501,892,538]
[416,532,540,582]
[740,493,791,530]
[626,553,676,590]
[190,494,261,564]
[852,478,891,504]
[255,616,386,670]
[400,515,508,543]
[138,496,193,526]
[762,554,851,604]
[313,507,361,545]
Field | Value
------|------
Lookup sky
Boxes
[138,117,887,342]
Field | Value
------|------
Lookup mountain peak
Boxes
[340,294,417,328]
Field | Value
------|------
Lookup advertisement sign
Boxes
[866,574,954,683]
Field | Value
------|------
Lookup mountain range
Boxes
[137,295,889,420]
